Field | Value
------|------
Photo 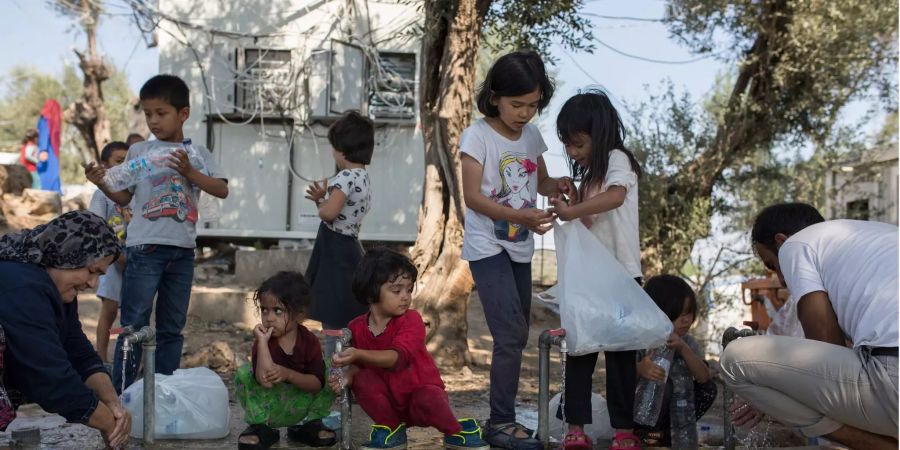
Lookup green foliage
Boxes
[0,64,135,183]
[483,0,594,58]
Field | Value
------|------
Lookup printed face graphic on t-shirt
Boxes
[490,152,537,242]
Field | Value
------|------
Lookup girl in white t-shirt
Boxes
[548,90,644,450]
[460,50,576,450]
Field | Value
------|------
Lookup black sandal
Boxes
[238,424,280,450]
[483,422,542,450]
[287,418,338,447]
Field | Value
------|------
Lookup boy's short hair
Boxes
[328,111,374,165]
[352,248,417,305]
[644,274,698,323]
[139,74,190,110]
[100,141,129,162]
[126,133,145,147]
[751,203,824,248]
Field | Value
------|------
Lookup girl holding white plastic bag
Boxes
[549,90,645,450]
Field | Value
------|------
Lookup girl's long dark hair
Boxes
[556,90,641,196]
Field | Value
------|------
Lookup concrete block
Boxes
[234,249,312,286]
[188,286,257,328]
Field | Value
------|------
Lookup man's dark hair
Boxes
[100,141,129,162]
[644,274,698,324]
[351,248,417,305]
[139,74,190,110]
[328,111,375,164]
[751,203,825,248]
[253,271,312,317]
[476,50,554,117]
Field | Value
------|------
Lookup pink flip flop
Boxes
[609,431,641,450]
[562,428,592,450]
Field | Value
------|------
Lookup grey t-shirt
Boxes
[88,189,131,244]
[124,140,221,248]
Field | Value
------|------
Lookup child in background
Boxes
[330,249,489,450]
[19,129,41,189]
[636,275,717,447]
[235,271,336,450]
[83,74,229,390]
[548,90,644,450]
[126,133,145,147]
[304,111,373,344]
[90,141,132,363]
[460,50,574,450]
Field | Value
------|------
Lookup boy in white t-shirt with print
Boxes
[84,74,229,391]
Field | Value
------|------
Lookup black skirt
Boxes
[306,222,368,328]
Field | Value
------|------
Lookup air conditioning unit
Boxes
[236,48,296,117]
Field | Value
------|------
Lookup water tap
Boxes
[123,326,156,346]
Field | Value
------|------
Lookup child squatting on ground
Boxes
[635,275,717,447]
[90,141,132,364]
[83,74,229,391]
[548,90,644,450]
[460,50,576,450]
[235,271,337,450]
[329,248,489,450]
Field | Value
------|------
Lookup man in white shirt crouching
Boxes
[721,202,898,450]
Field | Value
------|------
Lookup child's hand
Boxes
[548,195,576,221]
[666,333,685,353]
[39,151,49,162]
[637,355,666,382]
[82,161,107,187]
[515,208,554,231]
[167,149,195,176]
[253,324,273,342]
[263,364,288,385]
[328,368,353,391]
[332,348,358,367]
[556,177,578,205]
[305,179,327,204]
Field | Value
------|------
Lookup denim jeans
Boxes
[112,244,194,391]
[469,250,532,425]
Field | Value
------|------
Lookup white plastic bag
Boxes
[549,392,614,441]
[123,367,230,439]
[554,221,672,355]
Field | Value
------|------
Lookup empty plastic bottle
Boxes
[183,139,221,222]
[633,345,675,426]
[102,139,206,192]
[670,368,698,449]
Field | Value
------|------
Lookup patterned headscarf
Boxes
[0,210,120,269]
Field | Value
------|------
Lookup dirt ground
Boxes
[1,280,816,449]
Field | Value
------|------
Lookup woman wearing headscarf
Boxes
[0,211,131,448]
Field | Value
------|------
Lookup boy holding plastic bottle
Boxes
[84,74,229,391]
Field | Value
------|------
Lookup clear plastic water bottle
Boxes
[670,369,698,449]
[183,139,221,222]
[102,146,178,191]
[633,345,675,426]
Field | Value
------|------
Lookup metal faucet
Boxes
[538,328,567,448]
[324,328,353,450]
[721,326,758,450]
[120,325,157,445]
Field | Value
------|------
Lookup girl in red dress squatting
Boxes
[329,249,489,450]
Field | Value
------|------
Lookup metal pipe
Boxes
[325,328,353,450]
[721,327,757,450]
[122,326,156,445]
[538,328,566,449]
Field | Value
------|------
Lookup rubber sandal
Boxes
[483,422,542,450]
[287,418,337,447]
[238,424,280,450]
[563,428,592,450]
[609,431,641,450]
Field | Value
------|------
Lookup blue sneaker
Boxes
[444,418,489,449]
[361,423,407,449]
